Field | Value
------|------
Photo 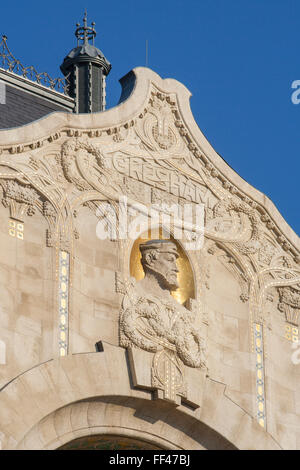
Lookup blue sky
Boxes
[1,0,299,236]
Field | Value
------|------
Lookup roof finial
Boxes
[75,10,96,47]
[83,9,87,32]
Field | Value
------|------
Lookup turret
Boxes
[60,11,111,113]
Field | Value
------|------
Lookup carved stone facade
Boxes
[0,68,298,450]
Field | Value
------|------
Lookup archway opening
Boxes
[58,434,163,450]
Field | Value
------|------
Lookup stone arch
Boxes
[58,433,164,450]
[16,397,237,450]
[0,347,280,450]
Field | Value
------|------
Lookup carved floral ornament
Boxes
[1,179,39,218]
[0,159,78,251]
[278,286,300,326]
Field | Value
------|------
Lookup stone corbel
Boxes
[1,179,39,222]
[127,347,206,410]
[278,286,300,326]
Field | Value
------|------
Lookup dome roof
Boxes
[61,42,111,76]
[64,43,107,61]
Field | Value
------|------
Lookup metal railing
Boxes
[0,35,69,95]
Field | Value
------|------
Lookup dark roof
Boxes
[61,43,111,76]
[65,43,106,60]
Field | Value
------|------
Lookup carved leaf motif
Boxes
[0,180,40,219]
[258,239,276,266]
[43,201,56,218]
[278,286,300,325]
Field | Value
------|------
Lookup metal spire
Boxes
[61,13,111,112]
[75,10,96,47]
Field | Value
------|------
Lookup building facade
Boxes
[0,20,299,451]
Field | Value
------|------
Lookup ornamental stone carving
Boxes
[258,238,276,266]
[212,199,261,254]
[278,286,300,326]
[1,180,39,219]
[119,239,206,404]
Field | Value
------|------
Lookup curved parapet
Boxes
[0,66,298,450]
[0,66,298,253]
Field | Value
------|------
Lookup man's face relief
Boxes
[151,250,179,291]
